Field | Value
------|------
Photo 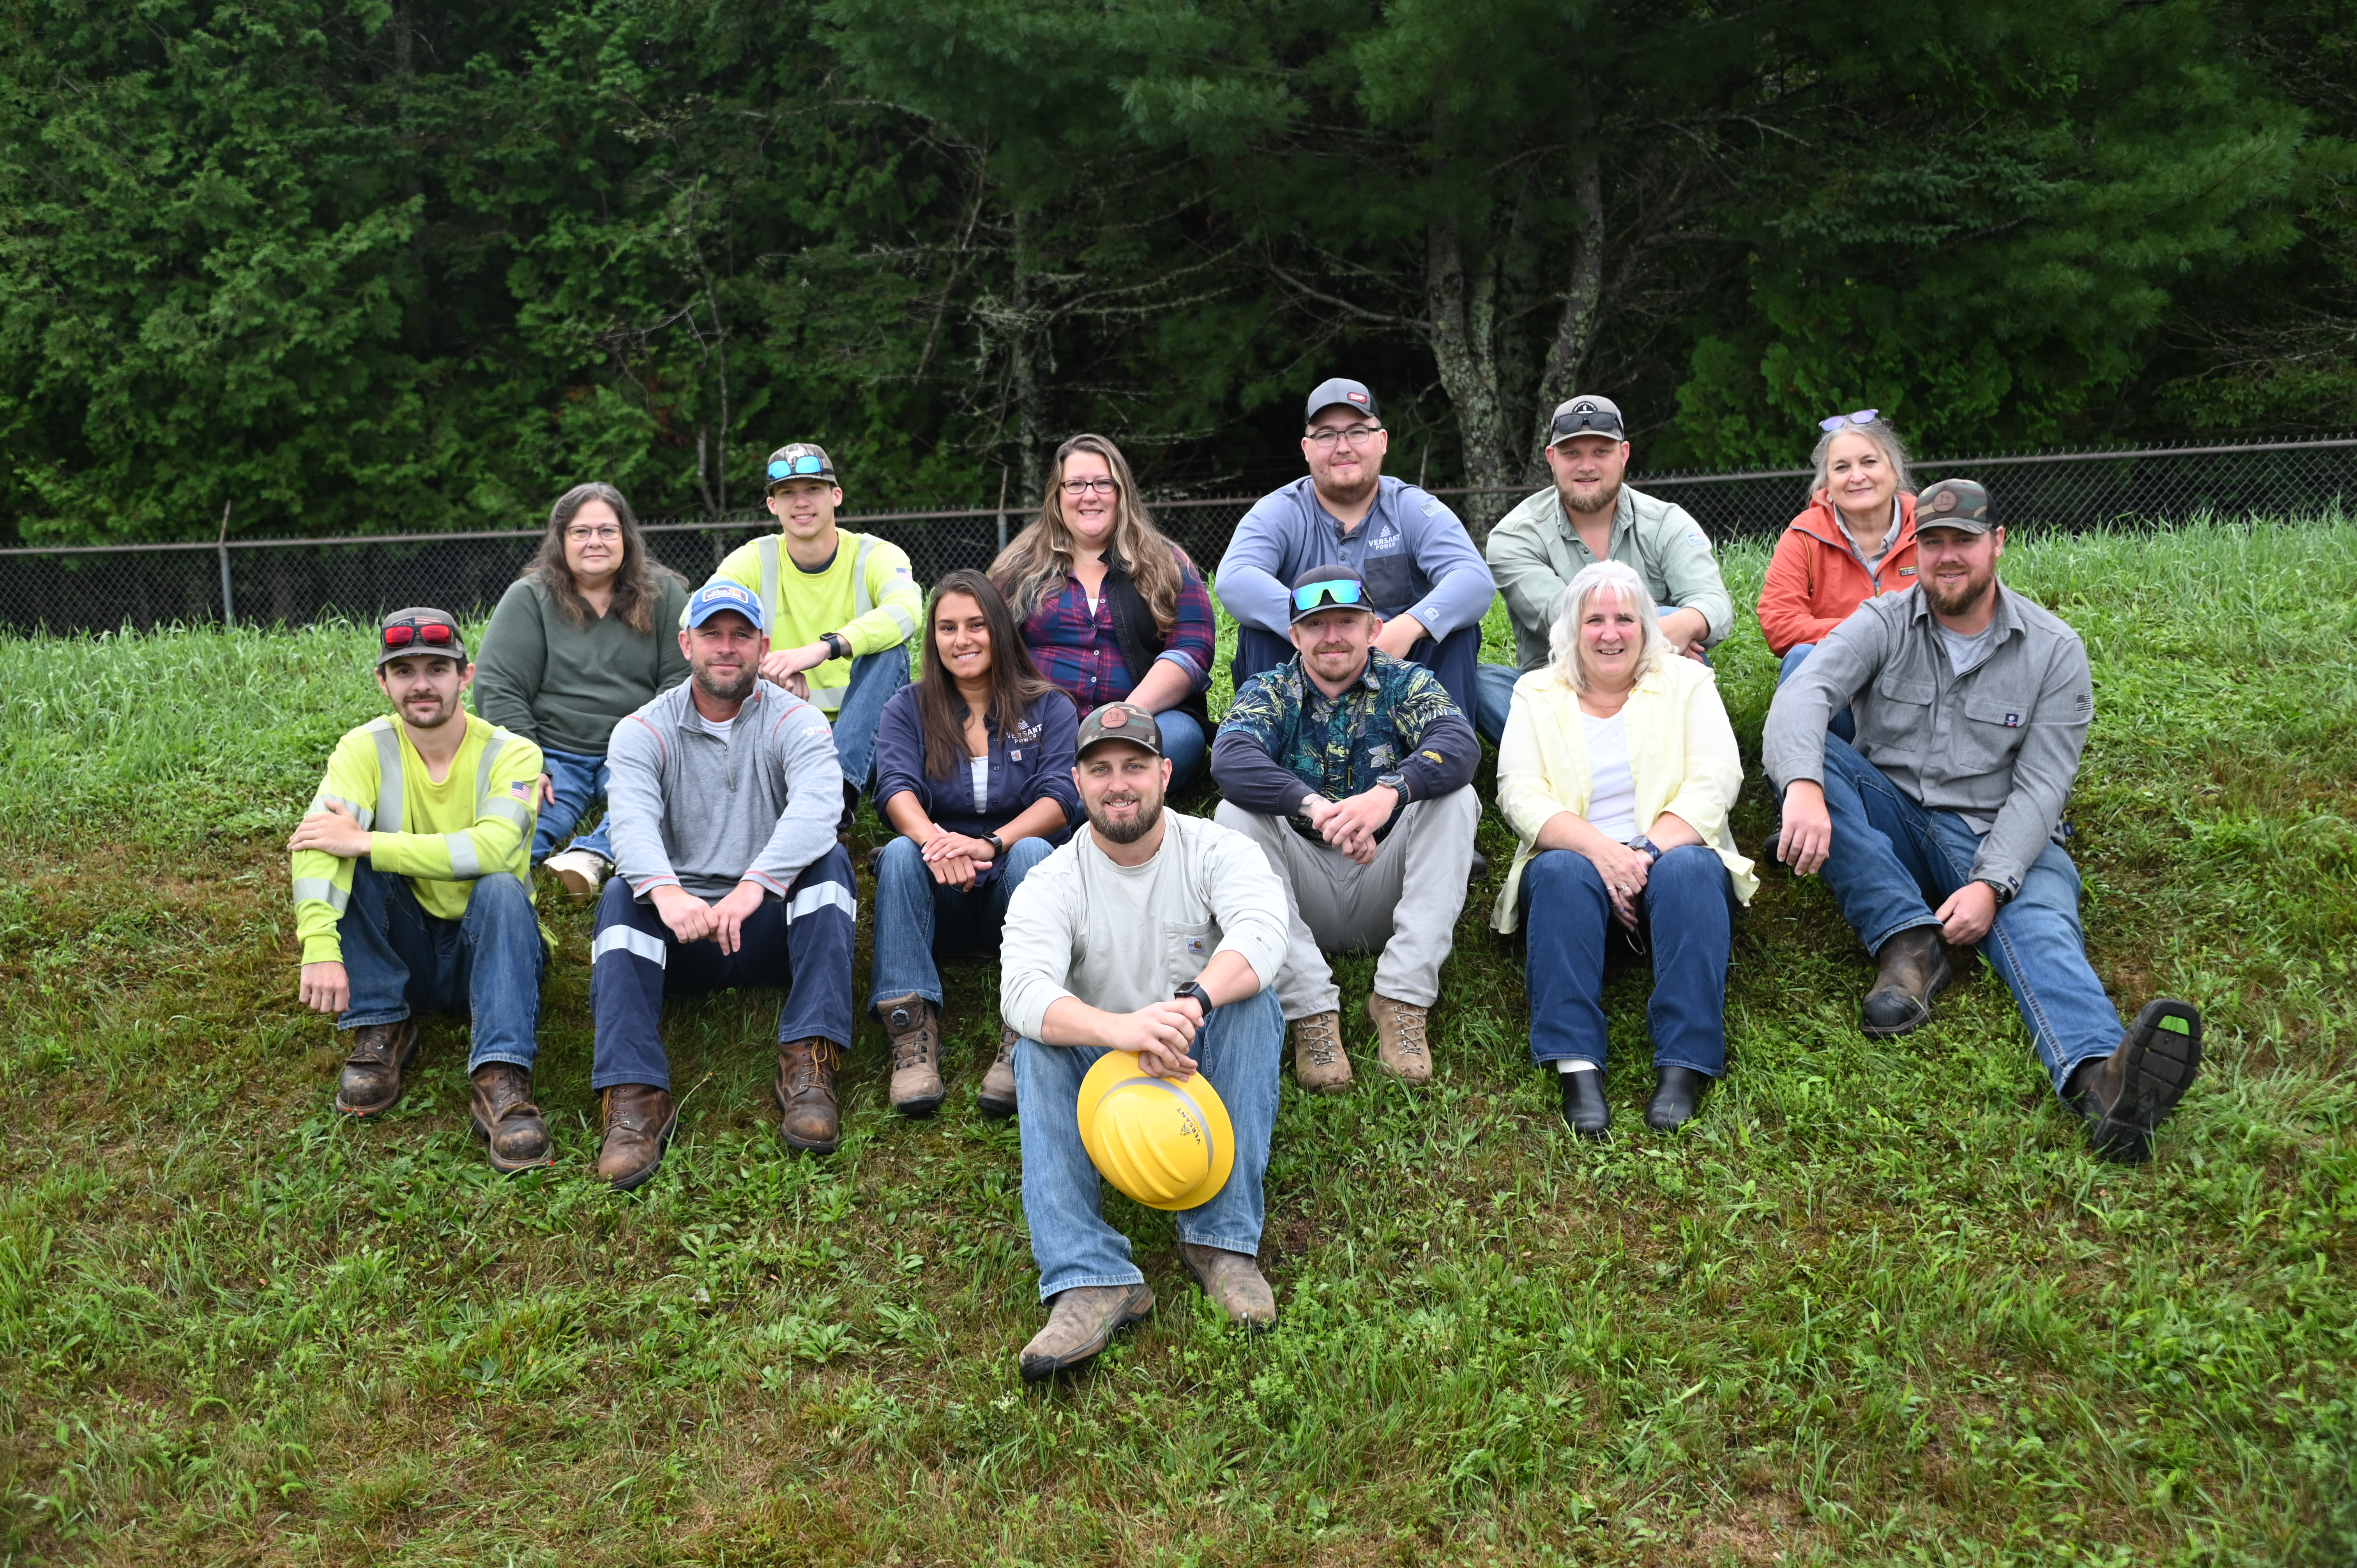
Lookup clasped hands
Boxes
[651,880,770,954]
[1776,782,1998,945]
[918,828,996,891]
[1301,784,1398,866]
[1100,995,1207,1081]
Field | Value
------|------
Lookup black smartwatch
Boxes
[1375,769,1409,802]
[984,831,1007,859]
[1174,980,1214,1014]
[820,631,851,661]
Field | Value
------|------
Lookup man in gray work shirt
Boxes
[1479,395,1735,743]
[1217,377,1495,720]
[1763,479,2202,1165]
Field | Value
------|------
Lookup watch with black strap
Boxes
[1174,979,1214,1015]
[820,630,852,661]
[1375,769,1410,803]
[984,830,1007,860]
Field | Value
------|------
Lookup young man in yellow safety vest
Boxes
[707,442,922,824]
[287,608,555,1173]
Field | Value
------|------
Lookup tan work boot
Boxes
[1860,926,1953,1037]
[1179,1242,1277,1331]
[1289,1010,1352,1092]
[468,1062,554,1173]
[1018,1282,1155,1383]
[597,1084,676,1192]
[875,992,945,1116]
[1366,993,1433,1084]
[977,1024,1019,1120]
[774,1036,843,1153]
[334,1019,421,1117]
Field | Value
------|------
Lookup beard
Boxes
[399,692,461,728]
[1923,562,1996,618]
[1561,478,1620,517]
[1313,467,1379,510]
[693,660,756,704]
[1087,789,1164,845]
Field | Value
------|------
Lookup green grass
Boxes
[1,521,2352,1565]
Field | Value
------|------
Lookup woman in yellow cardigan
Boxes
[1493,560,1758,1138]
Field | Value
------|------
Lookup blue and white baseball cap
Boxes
[684,579,768,632]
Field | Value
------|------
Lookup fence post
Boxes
[216,500,235,628]
[995,467,1011,556]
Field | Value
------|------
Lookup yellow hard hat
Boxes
[1077,1052,1236,1212]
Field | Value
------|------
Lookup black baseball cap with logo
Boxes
[1304,378,1380,426]
[1915,478,1995,534]
[1076,701,1164,758]
[376,607,468,667]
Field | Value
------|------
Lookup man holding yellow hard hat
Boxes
[999,701,1292,1383]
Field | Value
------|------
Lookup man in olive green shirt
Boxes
[1478,395,1734,742]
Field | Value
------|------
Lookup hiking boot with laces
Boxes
[875,992,945,1116]
[1366,993,1433,1084]
[774,1035,844,1153]
[597,1083,676,1191]
[977,1024,1019,1120]
[468,1062,554,1173]
[334,1019,421,1118]
[1289,1010,1351,1092]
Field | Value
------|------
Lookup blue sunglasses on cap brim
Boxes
[1292,579,1367,612]
[767,454,828,481]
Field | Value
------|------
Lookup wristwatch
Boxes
[1977,877,2016,906]
[1633,836,1664,863]
[1174,980,1214,1014]
[1375,770,1409,802]
[820,631,851,661]
[984,831,1007,859]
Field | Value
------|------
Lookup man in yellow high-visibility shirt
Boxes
[288,608,554,1173]
[707,443,922,826]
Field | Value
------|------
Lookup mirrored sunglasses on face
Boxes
[1550,407,1626,443]
[382,620,456,651]
[767,454,828,481]
[1292,579,1366,612]
[1819,408,1879,433]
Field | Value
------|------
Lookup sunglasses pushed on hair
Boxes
[1292,579,1366,613]
[381,620,456,652]
[1819,408,1879,433]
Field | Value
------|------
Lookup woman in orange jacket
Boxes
[1756,411,1921,743]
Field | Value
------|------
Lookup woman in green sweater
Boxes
[474,483,691,899]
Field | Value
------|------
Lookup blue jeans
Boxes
[831,649,912,797]
[337,863,546,1074]
[1777,644,1856,743]
[587,847,858,1091]
[1015,987,1283,1300]
[1816,736,2122,1095]
[1478,611,1706,745]
[1154,709,1209,792]
[1233,621,1480,722]
[534,747,616,864]
[868,834,1055,1010]
[1518,846,1735,1076]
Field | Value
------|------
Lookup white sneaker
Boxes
[543,848,609,899]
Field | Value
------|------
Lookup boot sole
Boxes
[604,1106,678,1193]
[471,1112,556,1175]
[2090,1000,2203,1164]
[1859,952,1955,1038]
[975,1089,1018,1120]
[1018,1286,1155,1383]
[554,869,601,899]
[891,1085,947,1118]
[332,1029,422,1118]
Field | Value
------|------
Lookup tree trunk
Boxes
[1422,210,1515,538]
[1528,148,1606,482]
[1009,208,1050,504]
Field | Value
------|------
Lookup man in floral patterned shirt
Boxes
[1211,564,1481,1091]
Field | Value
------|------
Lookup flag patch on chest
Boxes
[2004,713,2020,727]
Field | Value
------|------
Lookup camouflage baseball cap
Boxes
[765,442,838,490]
[1915,478,1995,534]
[1076,701,1163,758]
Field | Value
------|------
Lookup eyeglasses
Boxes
[1058,477,1119,496]
[767,454,829,481]
[1549,406,1626,443]
[1291,578,1366,613]
[1819,409,1879,433]
[382,620,456,651]
[565,525,622,543]
[1306,425,1383,449]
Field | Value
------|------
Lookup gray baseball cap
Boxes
[1548,395,1626,445]
[1304,377,1380,426]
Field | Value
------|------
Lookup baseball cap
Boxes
[684,579,769,632]
[376,607,467,668]
[764,442,838,489]
[1915,478,1995,534]
[1076,701,1163,759]
[1548,395,1627,445]
[1304,377,1380,426]
[1288,563,1372,624]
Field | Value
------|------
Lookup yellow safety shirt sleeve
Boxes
[292,730,386,965]
[843,537,922,657]
[367,735,545,884]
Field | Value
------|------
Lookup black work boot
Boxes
[2065,999,2203,1164]
[1860,927,1953,1037]
[335,1019,421,1117]
[1558,1068,1608,1140]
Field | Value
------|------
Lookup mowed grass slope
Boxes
[0,522,2352,1566]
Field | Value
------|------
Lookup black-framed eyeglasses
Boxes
[1818,409,1879,433]
[1306,425,1383,449]
[1549,406,1626,443]
[1058,477,1119,496]
[767,454,828,481]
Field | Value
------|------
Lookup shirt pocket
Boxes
[1360,546,1419,616]
[1954,694,2031,777]
[1163,919,1216,990]
[1863,672,1936,758]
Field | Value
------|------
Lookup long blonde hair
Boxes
[1548,560,1668,694]
[990,433,1189,632]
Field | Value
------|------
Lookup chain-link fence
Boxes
[4,435,2352,635]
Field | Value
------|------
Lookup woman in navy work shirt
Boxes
[869,570,1080,1121]
[989,433,1217,788]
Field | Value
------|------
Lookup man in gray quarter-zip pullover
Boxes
[588,580,859,1189]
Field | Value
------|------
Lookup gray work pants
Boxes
[1214,786,1479,1019]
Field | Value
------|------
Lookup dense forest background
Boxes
[1,0,2352,543]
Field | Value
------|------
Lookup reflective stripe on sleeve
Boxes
[444,832,482,879]
[592,924,668,967]
[368,719,405,835]
[291,877,350,913]
[852,535,876,617]
[309,792,375,829]
[483,797,533,830]
[785,879,857,924]
[759,535,781,634]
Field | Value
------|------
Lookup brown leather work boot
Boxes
[875,992,945,1116]
[1289,1010,1352,1092]
[2065,999,2203,1164]
[597,1084,676,1192]
[1018,1282,1155,1383]
[775,1036,844,1153]
[1366,993,1433,1084]
[977,1024,1019,1120]
[468,1063,553,1174]
[334,1019,421,1118]
[1861,926,1954,1037]
[1179,1242,1277,1331]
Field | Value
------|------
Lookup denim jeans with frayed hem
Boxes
[534,746,616,865]
[1015,986,1283,1301]
[867,833,1054,1012]
[1518,844,1734,1075]
[1816,736,2121,1096]
[336,864,546,1075]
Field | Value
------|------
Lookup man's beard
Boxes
[694,662,756,703]
[1923,564,1995,618]
[399,691,460,728]
[1562,478,1620,517]
[1088,789,1164,845]
[1314,468,1379,509]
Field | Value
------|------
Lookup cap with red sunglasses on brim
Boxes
[376,608,468,668]
[1288,563,1373,625]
